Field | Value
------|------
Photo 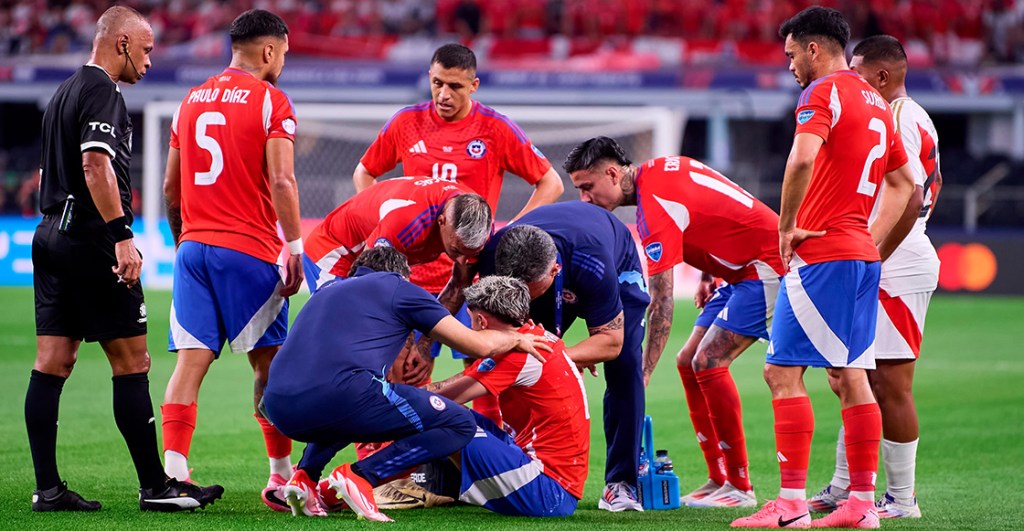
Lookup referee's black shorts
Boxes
[33,214,147,342]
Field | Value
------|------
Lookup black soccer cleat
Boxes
[139,478,224,512]
[32,481,102,512]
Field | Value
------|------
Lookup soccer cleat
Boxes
[373,478,456,510]
[811,496,879,528]
[318,477,350,512]
[875,491,921,519]
[808,484,849,513]
[283,469,327,517]
[731,498,811,528]
[598,481,644,512]
[139,478,224,512]
[31,482,101,512]
[681,479,723,505]
[328,463,394,522]
[261,472,290,513]
[688,481,757,508]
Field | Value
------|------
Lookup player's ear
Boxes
[470,76,480,94]
[878,69,889,87]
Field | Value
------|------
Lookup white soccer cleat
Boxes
[282,469,327,517]
[688,481,757,508]
[598,481,644,512]
[681,479,723,505]
[875,491,921,519]
[807,484,848,513]
[328,463,394,522]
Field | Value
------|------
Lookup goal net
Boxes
[141,103,685,288]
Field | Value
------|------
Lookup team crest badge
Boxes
[429,395,446,411]
[477,358,496,372]
[467,139,486,159]
[562,289,577,304]
[281,118,296,135]
[645,242,663,262]
[797,110,815,124]
[375,237,392,247]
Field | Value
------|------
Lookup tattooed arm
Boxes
[566,311,625,366]
[423,373,489,405]
[643,269,675,387]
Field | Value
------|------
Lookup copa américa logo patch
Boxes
[374,237,392,247]
[477,358,496,372]
[797,110,815,124]
[429,395,446,411]
[645,242,663,262]
[531,144,546,159]
[281,118,296,135]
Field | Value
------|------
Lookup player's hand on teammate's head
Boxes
[279,253,304,297]
[112,239,142,288]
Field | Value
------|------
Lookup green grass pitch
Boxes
[1,286,1022,529]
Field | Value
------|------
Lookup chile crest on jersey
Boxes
[467,139,487,159]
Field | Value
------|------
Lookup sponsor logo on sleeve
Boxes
[797,110,815,124]
[645,242,663,262]
[477,358,496,372]
[466,139,486,159]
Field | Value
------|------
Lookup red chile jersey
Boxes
[360,100,552,292]
[635,156,785,283]
[170,68,297,264]
[464,324,590,499]
[790,70,909,266]
[305,177,472,279]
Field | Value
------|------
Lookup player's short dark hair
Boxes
[349,246,410,278]
[852,35,908,65]
[778,6,850,51]
[563,136,632,174]
[464,276,531,327]
[230,9,288,45]
[431,43,477,72]
[495,225,557,284]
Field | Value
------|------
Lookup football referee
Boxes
[27,6,222,512]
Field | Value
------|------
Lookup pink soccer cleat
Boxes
[732,497,811,528]
[282,469,327,517]
[811,497,879,528]
[261,472,290,512]
[327,463,393,522]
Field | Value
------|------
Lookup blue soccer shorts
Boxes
[168,241,287,357]
[693,278,781,340]
[767,260,881,369]
[459,411,579,517]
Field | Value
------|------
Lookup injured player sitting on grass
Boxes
[400,276,590,517]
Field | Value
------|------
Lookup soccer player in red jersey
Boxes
[303,177,492,290]
[160,10,303,508]
[427,276,589,517]
[809,35,941,520]
[565,137,784,509]
[732,8,916,529]
[353,43,563,410]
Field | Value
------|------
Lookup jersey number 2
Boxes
[194,111,226,186]
[857,117,887,197]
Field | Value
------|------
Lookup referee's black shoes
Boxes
[139,478,225,512]
[32,481,102,512]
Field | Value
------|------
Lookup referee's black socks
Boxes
[25,370,66,491]
[112,372,167,490]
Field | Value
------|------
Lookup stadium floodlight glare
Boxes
[143,102,685,287]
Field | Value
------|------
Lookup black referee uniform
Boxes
[34,63,146,341]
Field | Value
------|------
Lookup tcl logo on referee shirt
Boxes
[88,121,116,136]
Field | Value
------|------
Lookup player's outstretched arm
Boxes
[510,168,564,222]
[877,184,923,261]
[424,373,489,404]
[642,271,675,387]
[428,315,550,361]
[352,162,378,193]
[83,150,141,287]
[267,137,304,296]
[163,147,183,246]
[779,133,827,267]
[870,162,916,253]
[567,311,625,367]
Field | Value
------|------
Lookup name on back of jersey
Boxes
[187,86,251,105]
[861,90,887,111]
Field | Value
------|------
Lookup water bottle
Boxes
[654,449,674,474]
[638,447,650,477]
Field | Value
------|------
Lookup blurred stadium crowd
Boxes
[1,0,1022,65]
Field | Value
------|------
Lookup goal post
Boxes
[141,102,686,288]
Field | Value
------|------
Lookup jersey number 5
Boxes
[857,117,887,197]
[194,111,226,186]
